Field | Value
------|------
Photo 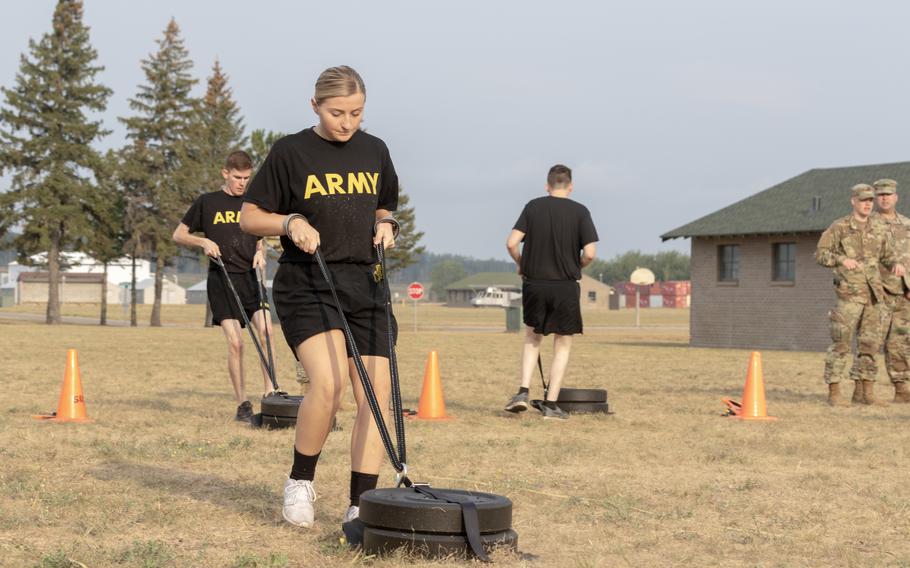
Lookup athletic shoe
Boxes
[282,478,317,528]
[235,400,253,422]
[540,404,569,420]
[504,392,529,413]
[343,505,360,523]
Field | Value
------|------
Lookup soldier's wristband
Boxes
[283,213,307,236]
[374,216,400,239]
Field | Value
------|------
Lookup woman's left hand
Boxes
[374,222,396,250]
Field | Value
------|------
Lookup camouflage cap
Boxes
[851,183,874,199]
[873,178,898,195]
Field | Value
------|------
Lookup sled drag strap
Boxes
[254,266,278,390]
[411,485,490,562]
[313,246,407,477]
[538,355,548,398]
[214,257,278,392]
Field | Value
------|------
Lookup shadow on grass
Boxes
[591,340,690,349]
[90,460,280,521]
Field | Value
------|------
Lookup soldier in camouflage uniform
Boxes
[873,179,910,403]
[815,183,905,406]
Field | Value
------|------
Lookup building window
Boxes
[773,242,796,282]
[718,245,740,282]
[588,291,597,302]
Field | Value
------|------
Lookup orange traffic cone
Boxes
[32,349,92,423]
[416,351,452,420]
[722,351,777,421]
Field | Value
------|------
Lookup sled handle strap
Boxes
[254,266,278,391]
[313,246,407,475]
[411,485,490,563]
[214,257,278,392]
[538,354,548,398]
[376,243,407,467]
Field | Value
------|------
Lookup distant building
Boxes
[131,277,187,305]
[444,271,613,308]
[661,160,910,351]
[18,272,115,304]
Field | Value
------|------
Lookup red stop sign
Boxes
[408,282,424,300]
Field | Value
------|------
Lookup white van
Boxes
[470,287,521,308]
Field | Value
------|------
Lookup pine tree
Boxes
[0,0,111,324]
[196,59,246,189]
[84,150,126,325]
[120,18,199,327]
[385,187,425,273]
[246,128,286,169]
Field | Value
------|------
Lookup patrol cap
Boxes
[873,178,898,195]
[851,183,874,199]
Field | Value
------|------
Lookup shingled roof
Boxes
[661,161,910,240]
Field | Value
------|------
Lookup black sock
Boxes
[350,471,379,507]
[518,387,529,395]
[289,448,320,481]
[543,400,558,409]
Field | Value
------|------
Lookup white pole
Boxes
[413,299,417,332]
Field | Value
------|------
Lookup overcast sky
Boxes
[4,1,910,261]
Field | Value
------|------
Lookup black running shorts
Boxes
[207,269,264,328]
[272,262,397,358]
[522,279,582,336]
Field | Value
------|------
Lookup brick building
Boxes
[661,161,910,351]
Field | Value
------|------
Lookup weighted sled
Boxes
[260,393,304,418]
[531,399,611,414]
[359,488,512,534]
[556,387,607,403]
[363,526,518,557]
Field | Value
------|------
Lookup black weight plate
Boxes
[260,414,296,429]
[362,526,517,558]
[556,401,611,414]
[359,488,512,534]
[555,387,607,403]
[260,393,303,418]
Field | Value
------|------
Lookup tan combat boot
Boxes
[894,381,910,403]
[862,380,888,406]
[851,380,864,404]
[827,383,842,406]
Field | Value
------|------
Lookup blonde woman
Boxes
[240,66,399,529]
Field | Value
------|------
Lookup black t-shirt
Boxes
[181,190,259,273]
[513,196,599,281]
[244,128,399,264]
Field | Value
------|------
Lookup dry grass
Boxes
[2,307,910,567]
[1,302,688,329]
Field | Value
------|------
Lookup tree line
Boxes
[0,2,422,325]
[583,250,690,283]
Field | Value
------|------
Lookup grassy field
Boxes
[0,302,688,329]
[2,307,910,567]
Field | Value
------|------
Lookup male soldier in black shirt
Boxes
[503,164,598,419]
[173,151,275,421]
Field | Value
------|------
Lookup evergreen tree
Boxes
[120,18,199,327]
[385,187,425,273]
[0,0,111,324]
[83,150,126,325]
[196,59,246,189]
[246,128,286,169]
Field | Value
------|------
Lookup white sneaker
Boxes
[282,478,316,528]
[343,505,360,523]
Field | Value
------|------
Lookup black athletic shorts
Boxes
[207,269,264,328]
[522,279,582,336]
[272,262,397,358]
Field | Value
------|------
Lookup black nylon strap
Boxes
[313,246,407,474]
[538,354,548,398]
[215,258,279,392]
[411,485,490,563]
[254,267,278,390]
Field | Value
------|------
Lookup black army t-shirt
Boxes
[514,196,599,281]
[244,128,399,264]
[181,190,259,273]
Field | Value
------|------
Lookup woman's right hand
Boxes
[288,216,320,254]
